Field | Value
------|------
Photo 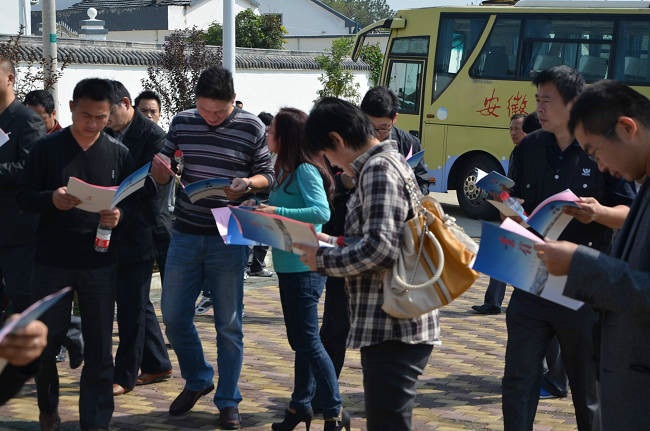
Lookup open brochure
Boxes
[185,178,231,203]
[472,218,583,310]
[406,150,424,168]
[66,162,151,213]
[227,206,332,254]
[488,189,580,240]
[211,207,262,246]
[476,168,515,195]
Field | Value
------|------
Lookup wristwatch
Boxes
[246,179,253,192]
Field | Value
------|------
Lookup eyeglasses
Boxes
[374,126,392,134]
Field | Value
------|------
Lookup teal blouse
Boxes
[268,163,330,273]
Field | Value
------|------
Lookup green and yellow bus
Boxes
[353,0,650,218]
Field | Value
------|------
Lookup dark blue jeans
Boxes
[277,272,342,419]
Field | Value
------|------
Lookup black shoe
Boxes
[248,269,274,277]
[39,412,61,431]
[219,406,241,430]
[471,304,501,315]
[272,407,313,431]
[169,384,214,416]
[324,410,350,431]
[55,346,66,363]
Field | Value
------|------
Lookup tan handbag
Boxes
[363,152,479,319]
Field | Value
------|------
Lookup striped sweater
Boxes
[162,107,274,235]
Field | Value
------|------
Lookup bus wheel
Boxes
[456,156,500,220]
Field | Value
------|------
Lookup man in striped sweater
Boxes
[151,66,274,430]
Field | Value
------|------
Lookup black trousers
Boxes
[542,336,568,396]
[33,263,115,431]
[0,245,35,313]
[361,340,433,431]
[248,245,269,272]
[483,277,506,308]
[502,290,601,431]
[153,229,171,285]
[114,259,171,389]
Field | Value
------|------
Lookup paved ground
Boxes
[0,196,578,431]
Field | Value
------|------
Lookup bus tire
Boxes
[456,155,501,220]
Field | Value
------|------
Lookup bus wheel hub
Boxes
[463,174,481,202]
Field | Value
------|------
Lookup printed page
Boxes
[476,169,515,195]
[526,189,580,240]
[112,162,151,207]
[185,178,231,203]
[66,177,117,213]
[210,207,260,246]
[406,150,424,168]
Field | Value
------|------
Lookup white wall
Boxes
[170,0,260,32]
[285,34,389,53]
[17,63,370,129]
[257,0,351,36]
[1,0,21,35]
[107,30,168,43]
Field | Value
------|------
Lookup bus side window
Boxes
[433,15,488,101]
[470,18,521,80]
[615,20,650,84]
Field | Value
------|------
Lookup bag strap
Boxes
[358,150,445,290]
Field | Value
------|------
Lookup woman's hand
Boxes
[240,199,257,207]
[255,204,277,214]
[294,244,319,271]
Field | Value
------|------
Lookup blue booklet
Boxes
[475,168,515,195]
[211,207,262,246]
[185,178,231,203]
[472,218,583,310]
[406,150,425,168]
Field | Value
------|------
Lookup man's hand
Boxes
[255,204,276,214]
[99,208,121,228]
[340,173,355,190]
[52,187,81,211]
[0,317,48,366]
[294,243,319,271]
[225,178,250,201]
[564,197,602,224]
[534,240,579,276]
[151,153,173,185]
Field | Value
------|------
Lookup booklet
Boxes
[66,162,151,213]
[487,189,580,240]
[406,150,425,168]
[229,206,327,254]
[472,218,583,310]
[0,128,10,148]
[476,168,515,195]
[185,178,231,203]
[211,207,262,246]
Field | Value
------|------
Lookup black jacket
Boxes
[0,360,39,406]
[391,126,430,195]
[105,109,165,262]
[0,100,46,247]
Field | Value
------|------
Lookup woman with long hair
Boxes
[252,108,349,431]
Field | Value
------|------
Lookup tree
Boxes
[359,43,383,86]
[0,26,69,100]
[315,38,359,103]
[203,9,286,49]
[142,28,221,122]
[321,0,394,28]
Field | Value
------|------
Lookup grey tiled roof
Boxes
[68,0,191,10]
[9,37,369,71]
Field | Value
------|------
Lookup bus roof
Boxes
[514,0,649,7]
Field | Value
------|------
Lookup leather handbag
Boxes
[363,152,480,319]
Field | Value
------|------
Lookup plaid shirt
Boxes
[317,141,440,349]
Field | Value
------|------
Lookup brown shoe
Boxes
[169,384,214,416]
[136,369,172,385]
[39,412,61,431]
[219,406,241,430]
[112,383,131,396]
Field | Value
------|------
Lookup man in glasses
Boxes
[360,86,430,194]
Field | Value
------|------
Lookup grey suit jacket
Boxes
[565,178,650,431]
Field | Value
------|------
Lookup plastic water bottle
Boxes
[94,224,112,253]
[499,191,526,217]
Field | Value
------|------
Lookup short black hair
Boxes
[258,111,273,126]
[196,66,234,101]
[109,80,131,106]
[360,86,399,119]
[569,80,650,137]
[0,56,16,76]
[522,111,541,134]
[72,78,113,104]
[235,100,243,106]
[24,90,55,114]
[532,65,585,105]
[134,90,161,110]
[510,113,526,122]
[305,97,376,153]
